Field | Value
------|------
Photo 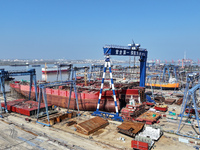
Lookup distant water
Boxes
[1,64,61,82]
[1,64,85,91]
[0,63,95,81]
[1,63,136,91]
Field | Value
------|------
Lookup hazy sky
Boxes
[0,0,200,61]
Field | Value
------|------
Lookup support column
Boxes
[96,61,107,112]
[140,55,147,87]
[0,77,8,112]
[108,61,119,115]
[29,75,33,100]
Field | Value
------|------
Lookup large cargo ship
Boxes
[42,66,70,74]
[10,63,29,66]
[10,80,145,112]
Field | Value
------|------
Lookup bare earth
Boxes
[0,112,196,150]
[0,93,198,150]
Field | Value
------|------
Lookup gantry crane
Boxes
[90,64,104,81]
[162,64,178,83]
[0,69,37,114]
[177,72,200,135]
[74,66,90,86]
[55,63,73,81]
[92,42,148,121]
[36,68,79,126]
[146,74,162,99]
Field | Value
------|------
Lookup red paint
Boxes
[121,89,139,95]
[52,89,60,96]
[143,102,155,106]
[154,106,168,112]
[131,140,149,150]
[1,99,52,116]
[9,81,142,112]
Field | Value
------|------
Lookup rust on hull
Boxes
[10,81,144,112]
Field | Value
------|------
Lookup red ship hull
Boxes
[10,81,144,112]
[42,69,69,74]
[10,82,120,112]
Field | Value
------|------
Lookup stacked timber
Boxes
[75,116,109,135]
[117,121,145,137]
[165,98,176,105]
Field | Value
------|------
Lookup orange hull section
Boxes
[146,82,179,89]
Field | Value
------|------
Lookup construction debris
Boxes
[66,120,77,126]
[75,116,109,135]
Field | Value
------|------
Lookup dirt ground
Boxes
[154,135,194,150]
[0,90,199,150]
[0,110,197,150]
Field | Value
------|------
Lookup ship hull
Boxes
[42,67,69,74]
[10,83,120,112]
[42,70,69,73]
[10,81,144,112]
[146,82,179,90]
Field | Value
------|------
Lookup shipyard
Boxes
[1,1,200,150]
[1,46,200,150]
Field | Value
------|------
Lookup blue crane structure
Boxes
[178,72,200,119]
[146,74,162,99]
[90,64,104,81]
[74,66,90,74]
[55,63,73,81]
[36,68,79,126]
[177,72,200,136]
[92,42,148,121]
[162,65,178,83]
[74,66,90,85]
[0,69,37,114]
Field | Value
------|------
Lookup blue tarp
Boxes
[146,94,156,104]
